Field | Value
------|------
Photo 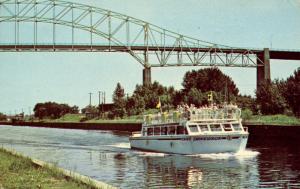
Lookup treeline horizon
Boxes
[0,67,299,121]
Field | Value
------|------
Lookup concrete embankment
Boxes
[0,121,142,132]
[244,122,300,139]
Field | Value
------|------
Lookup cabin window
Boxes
[177,126,186,135]
[232,124,242,131]
[154,127,161,135]
[142,128,147,136]
[199,125,209,132]
[168,126,176,135]
[161,127,167,135]
[189,125,199,133]
[210,124,222,132]
[222,124,232,131]
[147,128,153,136]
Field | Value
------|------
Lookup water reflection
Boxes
[140,152,259,188]
[249,137,300,188]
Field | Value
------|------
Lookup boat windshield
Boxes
[189,125,199,133]
[222,123,232,131]
[232,123,242,131]
[199,125,209,132]
[209,124,222,132]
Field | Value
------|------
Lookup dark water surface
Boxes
[0,125,299,188]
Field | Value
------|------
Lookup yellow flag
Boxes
[208,91,213,102]
[156,98,161,109]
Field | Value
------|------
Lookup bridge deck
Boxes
[1,44,300,61]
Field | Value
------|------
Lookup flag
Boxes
[208,91,213,102]
[156,98,161,109]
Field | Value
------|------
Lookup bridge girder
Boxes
[0,0,261,68]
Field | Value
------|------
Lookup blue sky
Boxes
[0,0,300,114]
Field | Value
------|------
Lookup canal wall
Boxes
[1,121,299,139]
[0,121,142,132]
[244,123,300,139]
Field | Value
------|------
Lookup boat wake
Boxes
[135,151,167,157]
[107,142,131,149]
[189,149,259,159]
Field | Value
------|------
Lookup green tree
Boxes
[34,102,77,119]
[182,68,239,96]
[236,95,256,112]
[186,88,204,106]
[0,112,7,121]
[281,68,300,116]
[112,82,126,118]
[133,81,170,109]
[256,81,287,115]
[126,95,145,116]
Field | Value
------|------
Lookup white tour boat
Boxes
[129,104,249,154]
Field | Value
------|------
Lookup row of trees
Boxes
[34,102,79,119]
[110,67,299,118]
[2,67,297,120]
[256,68,300,116]
[111,68,251,118]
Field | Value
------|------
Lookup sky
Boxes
[0,0,300,114]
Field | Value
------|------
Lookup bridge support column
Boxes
[143,67,151,86]
[257,48,271,91]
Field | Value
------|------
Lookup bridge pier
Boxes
[257,48,271,91]
[143,67,151,86]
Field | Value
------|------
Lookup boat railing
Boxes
[144,107,241,125]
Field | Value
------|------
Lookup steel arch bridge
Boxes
[0,0,300,87]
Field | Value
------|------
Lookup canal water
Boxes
[0,125,300,188]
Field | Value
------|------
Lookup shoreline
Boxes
[0,147,116,189]
[0,121,142,132]
[1,121,300,139]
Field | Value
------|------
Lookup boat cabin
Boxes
[141,122,245,137]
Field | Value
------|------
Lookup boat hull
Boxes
[130,134,248,155]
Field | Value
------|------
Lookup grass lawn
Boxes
[244,114,300,126]
[35,114,143,124]
[0,148,97,189]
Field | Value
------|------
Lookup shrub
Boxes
[242,109,253,120]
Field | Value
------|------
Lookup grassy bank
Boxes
[5,110,299,127]
[0,148,107,189]
[244,114,300,126]
[33,114,143,124]
[40,111,300,126]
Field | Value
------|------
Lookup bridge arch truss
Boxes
[0,0,262,69]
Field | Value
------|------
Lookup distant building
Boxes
[99,103,114,112]
[10,113,24,123]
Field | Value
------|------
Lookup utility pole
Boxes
[103,92,106,104]
[98,91,102,116]
[89,92,92,106]
[98,91,101,106]
[98,91,105,112]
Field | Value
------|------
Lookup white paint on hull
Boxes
[130,135,248,155]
